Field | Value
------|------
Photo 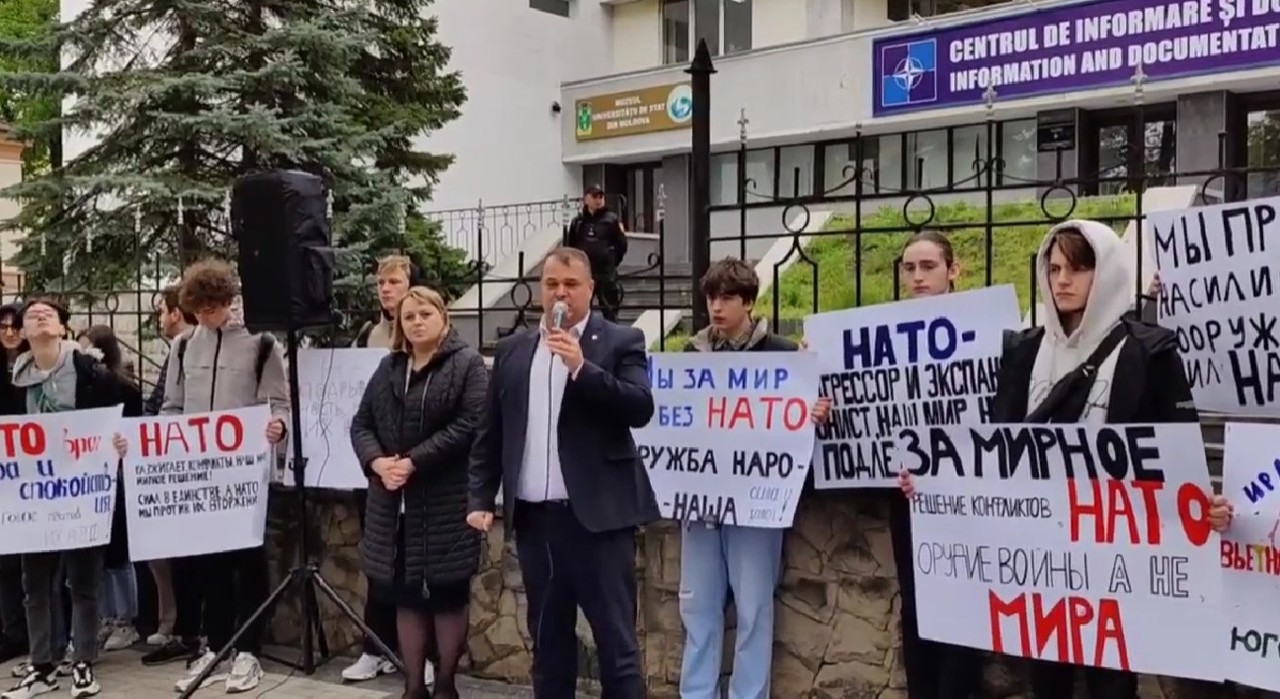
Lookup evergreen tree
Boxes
[0,0,471,324]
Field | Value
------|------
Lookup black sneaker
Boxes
[68,663,98,699]
[0,668,57,699]
[140,639,197,666]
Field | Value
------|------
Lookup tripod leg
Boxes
[311,571,405,674]
[176,570,296,699]
[304,577,331,658]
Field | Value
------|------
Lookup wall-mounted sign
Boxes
[574,83,693,142]
[1036,109,1077,153]
[871,0,1280,117]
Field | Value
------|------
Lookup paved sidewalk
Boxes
[15,648,538,699]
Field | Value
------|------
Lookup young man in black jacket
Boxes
[677,258,829,699]
[1,298,127,699]
[0,304,29,667]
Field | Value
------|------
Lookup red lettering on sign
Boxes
[0,422,46,458]
[138,414,246,457]
[705,396,809,430]
[988,590,1129,670]
[1068,480,1161,545]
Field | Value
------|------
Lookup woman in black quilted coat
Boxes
[349,287,487,699]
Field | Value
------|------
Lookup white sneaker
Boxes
[9,662,26,679]
[424,659,435,686]
[95,623,113,649]
[68,663,98,698]
[103,626,139,652]
[0,668,57,699]
[146,633,172,647]
[223,653,263,694]
[341,654,390,683]
[173,650,228,693]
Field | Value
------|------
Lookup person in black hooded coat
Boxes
[349,287,486,699]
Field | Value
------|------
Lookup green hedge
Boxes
[656,194,1138,351]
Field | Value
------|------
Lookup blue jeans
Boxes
[100,566,137,622]
[678,524,784,699]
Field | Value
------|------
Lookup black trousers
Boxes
[514,500,641,699]
[171,555,203,643]
[593,273,621,322]
[888,495,983,699]
[355,497,399,656]
[173,548,269,655]
[0,555,26,650]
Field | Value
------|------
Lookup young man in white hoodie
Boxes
[986,221,1228,699]
[159,261,289,694]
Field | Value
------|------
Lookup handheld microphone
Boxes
[551,301,568,330]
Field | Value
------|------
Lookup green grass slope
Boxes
[657,194,1138,351]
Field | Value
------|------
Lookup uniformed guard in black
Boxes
[563,184,628,321]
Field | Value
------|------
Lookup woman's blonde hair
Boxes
[390,286,450,353]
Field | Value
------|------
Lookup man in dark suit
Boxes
[467,246,657,699]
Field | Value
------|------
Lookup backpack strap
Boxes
[175,336,189,383]
[1025,324,1130,423]
[255,334,275,388]
[355,321,374,348]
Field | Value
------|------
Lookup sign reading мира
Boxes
[803,286,1021,489]
[1149,195,1280,416]
[635,352,817,528]
[122,405,271,561]
[902,422,1223,682]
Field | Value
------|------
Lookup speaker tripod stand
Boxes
[177,326,404,699]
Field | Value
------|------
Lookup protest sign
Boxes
[0,406,124,555]
[1220,421,1280,691]
[635,352,817,527]
[803,285,1020,489]
[1149,196,1280,416]
[291,348,385,489]
[902,422,1222,681]
[122,405,272,560]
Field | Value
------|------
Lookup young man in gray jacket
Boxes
[159,259,288,694]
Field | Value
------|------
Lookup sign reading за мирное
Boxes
[574,83,693,142]
[872,0,1280,116]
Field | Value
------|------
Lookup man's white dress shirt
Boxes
[515,317,589,502]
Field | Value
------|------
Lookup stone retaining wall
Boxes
[263,489,1247,699]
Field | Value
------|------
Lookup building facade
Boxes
[565,0,1280,261]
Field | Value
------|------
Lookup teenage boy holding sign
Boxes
[158,260,289,694]
[676,258,830,699]
[1,298,128,699]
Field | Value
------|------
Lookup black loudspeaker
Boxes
[231,170,336,332]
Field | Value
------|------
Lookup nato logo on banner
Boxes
[879,39,937,109]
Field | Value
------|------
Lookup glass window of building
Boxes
[778,146,815,198]
[663,0,691,64]
[1247,110,1280,199]
[889,0,1014,20]
[529,0,571,17]
[875,135,904,192]
[905,129,948,189]
[951,125,989,188]
[664,0,752,63]
[999,119,1038,185]
[744,148,776,199]
[710,152,738,205]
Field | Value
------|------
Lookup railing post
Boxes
[686,39,716,333]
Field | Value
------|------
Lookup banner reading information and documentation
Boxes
[903,423,1223,681]
[1220,421,1280,692]
[0,406,124,555]
[803,286,1020,489]
[635,352,817,528]
[1149,196,1280,416]
[293,348,385,490]
[872,0,1280,117]
[122,405,272,561]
